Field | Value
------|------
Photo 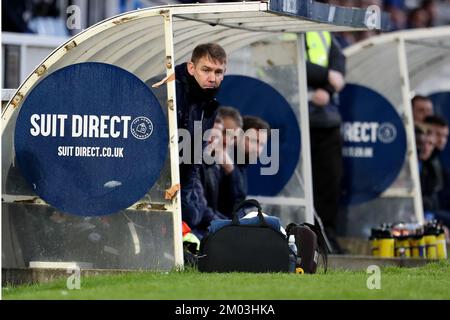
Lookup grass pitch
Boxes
[3,260,450,300]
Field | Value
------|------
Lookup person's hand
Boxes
[214,145,234,175]
[311,88,330,107]
[328,70,345,92]
[220,149,234,175]
[221,161,234,175]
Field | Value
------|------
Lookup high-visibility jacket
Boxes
[306,31,331,67]
[306,31,346,128]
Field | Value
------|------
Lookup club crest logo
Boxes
[131,116,153,140]
[377,122,397,144]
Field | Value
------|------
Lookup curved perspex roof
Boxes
[344,26,450,108]
[2,1,388,124]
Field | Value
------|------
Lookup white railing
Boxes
[2,32,69,86]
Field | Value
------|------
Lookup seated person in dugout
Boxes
[181,106,245,238]
[415,123,449,230]
[416,123,438,213]
[218,115,271,216]
[422,115,450,228]
[200,106,243,218]
[182,112,271,239]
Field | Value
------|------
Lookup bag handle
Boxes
[232,199,267,226]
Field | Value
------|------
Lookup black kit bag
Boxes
[198,199,291,273]
[285,222,328,274]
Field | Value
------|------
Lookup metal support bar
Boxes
[163,12,184,269]
[397,37,424,224]
[296,33,314,224]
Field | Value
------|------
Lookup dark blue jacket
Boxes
[199,163,247,219]
[200,164,222,213]
[218,164,247,218]
[175,63,225,237]
[175,63,219,185]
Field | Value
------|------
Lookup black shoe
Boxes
[183,250,198,268]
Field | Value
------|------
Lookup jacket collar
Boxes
[176,62,219,103]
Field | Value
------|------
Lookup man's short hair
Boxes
[424,115,448,127]
[415,124,425,136]
[243,115,271,132]
[411,95,431,107]
[217,106,243,128]
[191,43,227,65]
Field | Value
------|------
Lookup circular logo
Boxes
[338,84,407,206]
[131,116,153,140]
[377,122,397,143]
[14,62,168,217]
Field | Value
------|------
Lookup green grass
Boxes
[3,261,450,300]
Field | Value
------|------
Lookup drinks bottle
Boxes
[424,221,438,260]
[436,222,447,260]
[378,224,394,258]
[288,235,298,273]
[409,223,426,258]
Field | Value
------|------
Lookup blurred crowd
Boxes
[320,0,450,48]
[3,0,450,42]
[412,96,450,227]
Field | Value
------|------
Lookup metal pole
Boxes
[296,33,314,224]
[397,37,424,224]
[163,11,184,269]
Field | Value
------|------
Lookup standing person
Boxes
[305,31,346,253]
[174,43,228,238]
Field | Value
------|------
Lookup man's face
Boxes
[242,129,268,159]
[419,131,436,161]
[413,99,433,123]
[434,125,449,151]
[187,56,226,89]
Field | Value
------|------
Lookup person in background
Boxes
[412,95,434,124]
[220,115,271,217]
[407,7,431,28]
[200,106,243,218]
[2,0,34,33]
[384,0,408,30]
[416,122,440,219]
[425,115,449,155]
[423,115,450,226]
[421,0,438,27]
[305,30,346,254]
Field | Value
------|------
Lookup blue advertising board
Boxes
[14,62,168,216]
[338,84,407,205]
[217,75,301,196]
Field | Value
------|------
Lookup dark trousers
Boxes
[310,126,343,233]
